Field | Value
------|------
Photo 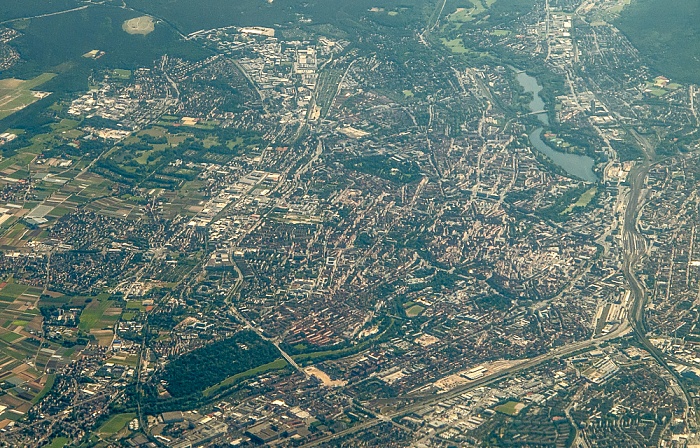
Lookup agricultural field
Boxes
[106,352,139,367]
[0,117,128,244]
[79,294,121,346]
[84,196,142,219]
[0,115,90,196]
[0,280,73,421]
[0,282,34,302]
[0,73,55,120]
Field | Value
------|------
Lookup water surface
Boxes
[515,71,597,182]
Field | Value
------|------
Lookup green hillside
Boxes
[616,0,700,84]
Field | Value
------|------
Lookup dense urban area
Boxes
[0,0,698,446]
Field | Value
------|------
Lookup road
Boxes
[621,152,694,409]
[419,0,448,45]
[301,141,686,447]
[622,162,650,330]
[223,274,305,374]
[301,317,632,447]
[0,5,89,25]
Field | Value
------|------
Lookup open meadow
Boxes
[0,73,55,120]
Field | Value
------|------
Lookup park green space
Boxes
[45,437,70,448]
[98,412,136,436]
[126,300,146,311]
[203,358,288,397]
[643,80,682,97]
[162,331,281,397]
[94,124,261,190]
[342,154,422,184]
[446,0,495,24]
[107,353,140,367]
[113,69,132,79]
[538,184,598,222]
[441,37,470,54]
[562,187,597,214]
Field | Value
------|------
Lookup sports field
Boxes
[406,304,425,317]
[0,73,55,120]
[98,413,136,436]
[495,400,525,416]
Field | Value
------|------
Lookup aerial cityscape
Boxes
[0,0,697,446]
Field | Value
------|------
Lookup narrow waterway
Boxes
[515,71,598,182]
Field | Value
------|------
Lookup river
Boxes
[515,71,598,182]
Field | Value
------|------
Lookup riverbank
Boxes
[514,70,598,182]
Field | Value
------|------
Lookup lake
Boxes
[515,71,597,182]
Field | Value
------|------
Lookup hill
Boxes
[615,0,700,84]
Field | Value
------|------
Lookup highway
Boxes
[296,12,688,448]
[301,316,632,447]
[300,149,693,447]
[622,153,694,409]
